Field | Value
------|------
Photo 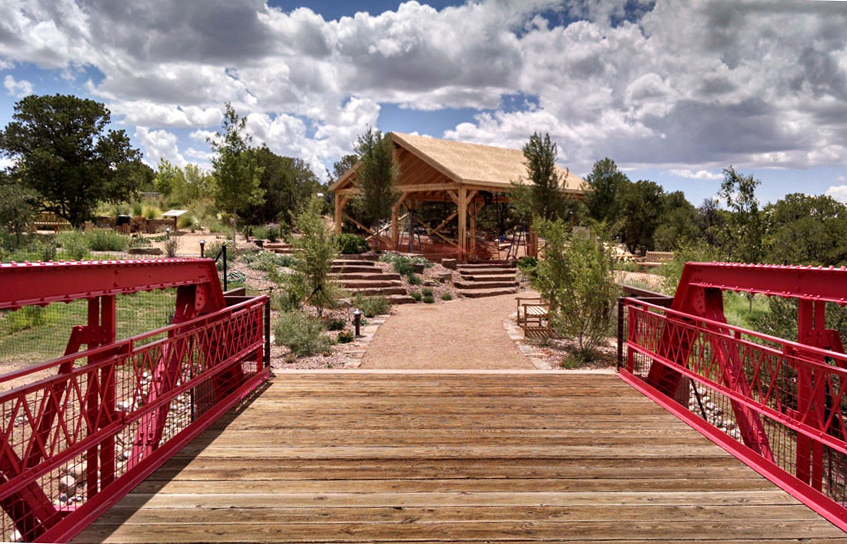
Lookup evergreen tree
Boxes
[352,128,400,229]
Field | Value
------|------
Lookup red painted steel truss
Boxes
[621,262,847,531]
[0,260,270,542]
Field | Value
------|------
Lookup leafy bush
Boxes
[423,294,435,304]
[131,202,143,216]
[177,214,199,230]
[421,287,433,297]
[58,231,89,261]
[240,250,294,273]
[327,318,346,331]
[410,291,422,302]
[87,230,128,251]
[534,218,619,356]
[354,294,391,317]
[273,310,332,357]
[441,293,453,301]
[142,205,161,219]
[661,243,720,296]
[336,233,369,254]
[379,253,432,277]
[337,331,355,344]
[5,306,52,332]
[407,273,422,285]
[516,256,538,280]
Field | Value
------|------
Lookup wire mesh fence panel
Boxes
[623,298,847,529]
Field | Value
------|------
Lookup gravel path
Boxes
[360,293,535,369]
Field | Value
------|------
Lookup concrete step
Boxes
[346,286,408,296]
[457,287,518,298]
[458,267,516,276]
[329,272,402,281]
[454,280,519,290]
[458,274,517,282]
[330,265,382,274]
[337,279,403,289]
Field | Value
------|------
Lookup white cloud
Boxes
[826,185,847,203]
[3,74,33,98]
[134,127,185,167]
[1,0,847,180]
[669,169,723,181]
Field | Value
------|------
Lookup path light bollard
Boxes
[353,308,363,337]
[166,227,171,240]
[199,239,206,258]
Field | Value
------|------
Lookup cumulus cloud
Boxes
[1,0,847,179]
[669,169,724,181]
[826,185,847,203]
[3,75,33,98]
[134,127,185,167]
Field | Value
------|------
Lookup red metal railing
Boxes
[0,260,270,543]
[621,297,847,531]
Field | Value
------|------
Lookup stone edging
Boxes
[342,315,389,368]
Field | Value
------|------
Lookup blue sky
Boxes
[2,0,847,206]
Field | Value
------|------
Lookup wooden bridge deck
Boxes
[74,372,843,543]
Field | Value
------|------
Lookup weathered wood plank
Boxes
[73,372,842,543]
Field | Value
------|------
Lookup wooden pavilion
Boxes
[329,132,588,261]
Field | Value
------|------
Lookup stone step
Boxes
[386,294,417,305]
[337,279,403,289]
[458,274,517,282]
[332,259,379,267]
[329,272,402,281]
[346,286,408,296]
[453,280,519,290]
[456,286,518,298]
[458,261,515,268]
[269,247,294,255]
[458,267,516,276]
[336,253,380,261]
[330,265,382,274]
[263,242,292,250]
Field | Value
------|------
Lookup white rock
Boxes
[58,475,76,495]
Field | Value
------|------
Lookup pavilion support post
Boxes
[334,195,349,235]
[528,226,539,258]
[457,188,467,262]
[391,194,406,251]
[469,201,481,259]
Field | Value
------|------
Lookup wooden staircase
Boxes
[330,256,415,304]
[454,261,519,298]
[263,241,294,255]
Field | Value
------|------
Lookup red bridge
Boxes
[0,259,844,542]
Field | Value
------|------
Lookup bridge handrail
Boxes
[621,296,847,532]
[0,295,270,543]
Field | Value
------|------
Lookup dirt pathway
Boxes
[360,293,535,369]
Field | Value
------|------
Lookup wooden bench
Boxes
[516,296,552,338]
[637,251,674,270]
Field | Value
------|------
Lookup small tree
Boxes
[286,196,339,316]
[584,157,629,227]
[209,102,265,243]
[352,128,400,229]
[511,132,582,227]
[0,176,36,247]
[533,218,619,361]
[718,166,763,264]
[0,94,145,227]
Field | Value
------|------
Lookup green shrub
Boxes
[336,233,369,254]
[410,291,422,302]
[327,318,346,331]
[337,331,355,344]
[142,205,161,219]
[421,287,433,297]
[87,230,128,251]
[131,202,143,216]
[240,250,293,272]
[273,310,332,357]
[5,306,52,332]
[423,294,435,304]
[440,293,453,301]
[407,273,422,285]
[516,256,538,280]
[354,294,391,317]
[58,231,89,261]
[178,214,199,230]
[164,238,179,258]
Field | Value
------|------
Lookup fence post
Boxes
[222,243,228,292]
[264,299,271,370]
